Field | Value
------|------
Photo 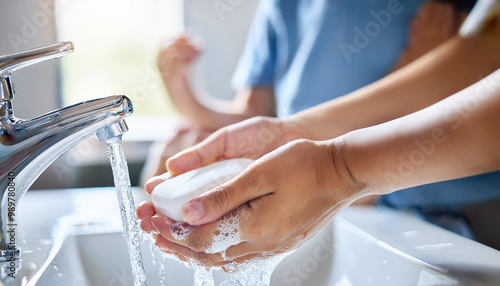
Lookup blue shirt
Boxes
[232,0,500,209]
[232,0,424,117]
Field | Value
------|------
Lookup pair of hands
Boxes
[137,117,365,267]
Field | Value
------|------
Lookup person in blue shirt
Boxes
[139,60,500,267]
[143,0,461,178]
[143,0,500,245]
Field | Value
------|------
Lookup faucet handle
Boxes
[0,42,73,78]
[0,42,74,104]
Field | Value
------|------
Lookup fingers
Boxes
[141,216,157,234]
[181,163,274,225]
[148,199,295,268]
[167,129,227,176]
[137,201,157,233]
[436,3,456,35]
[150,215,220,252]
[416,1,456,35]
[155,235,281,269]
[155,234,270,268]
[221,252,273,269]
[155,235,228,267]
[144,174,171,194]
[148,203,267,255]
[137,201,156,219]
[157,35,201,77]
[152,234,189,262]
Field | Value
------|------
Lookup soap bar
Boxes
[151,158,254,222]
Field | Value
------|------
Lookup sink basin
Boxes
[17,188,500,285]
[35,218,456,286]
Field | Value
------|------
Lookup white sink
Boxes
[17,188,500,286]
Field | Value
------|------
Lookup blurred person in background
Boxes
[142,0,468,181]
[139,63,500,266]
[143,0,500,246]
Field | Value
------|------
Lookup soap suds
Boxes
[205,209,241,256]
[159,206,290,286]
[170,222,199,241]
[222,253,290,286]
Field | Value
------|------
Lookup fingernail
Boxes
[150,218,160,233]
[165,216,177,224]
[183,201,205,223]
[150,216,167,231]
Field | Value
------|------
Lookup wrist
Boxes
[322,138,371,206]
[163,73,189,91]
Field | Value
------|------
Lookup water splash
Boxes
[147,235,167,286]
[162,207,289,286]
[223,253,290,286]
[106,136,147,286]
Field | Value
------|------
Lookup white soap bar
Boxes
[151,158,254,222]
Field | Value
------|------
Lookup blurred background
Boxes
[0,0,259,189]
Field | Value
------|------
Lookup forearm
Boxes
[165,76,275,130]
[164,77,240,130]
[339,69,500,196]
[291,30,500,141]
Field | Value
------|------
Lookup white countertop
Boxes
[15,187,500,286]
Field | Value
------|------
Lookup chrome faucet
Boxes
[460,0,500,37]
[0,42,133,264]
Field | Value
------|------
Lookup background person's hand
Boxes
[138,138,365,267]
[157,34,201,89]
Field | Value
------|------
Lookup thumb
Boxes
[167,130,226,176]
[181,164,272,225]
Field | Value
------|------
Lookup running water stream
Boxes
[107,137,286,286]
[106,136,147,286]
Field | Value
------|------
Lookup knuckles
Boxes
[210,186,232,216]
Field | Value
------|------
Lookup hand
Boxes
[138,138,363,267]
[140,120,212,186]
[166,116,312,176]
[137,117,366,267]
[157,34,201,89]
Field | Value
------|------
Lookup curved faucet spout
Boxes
[0,95,133,252]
